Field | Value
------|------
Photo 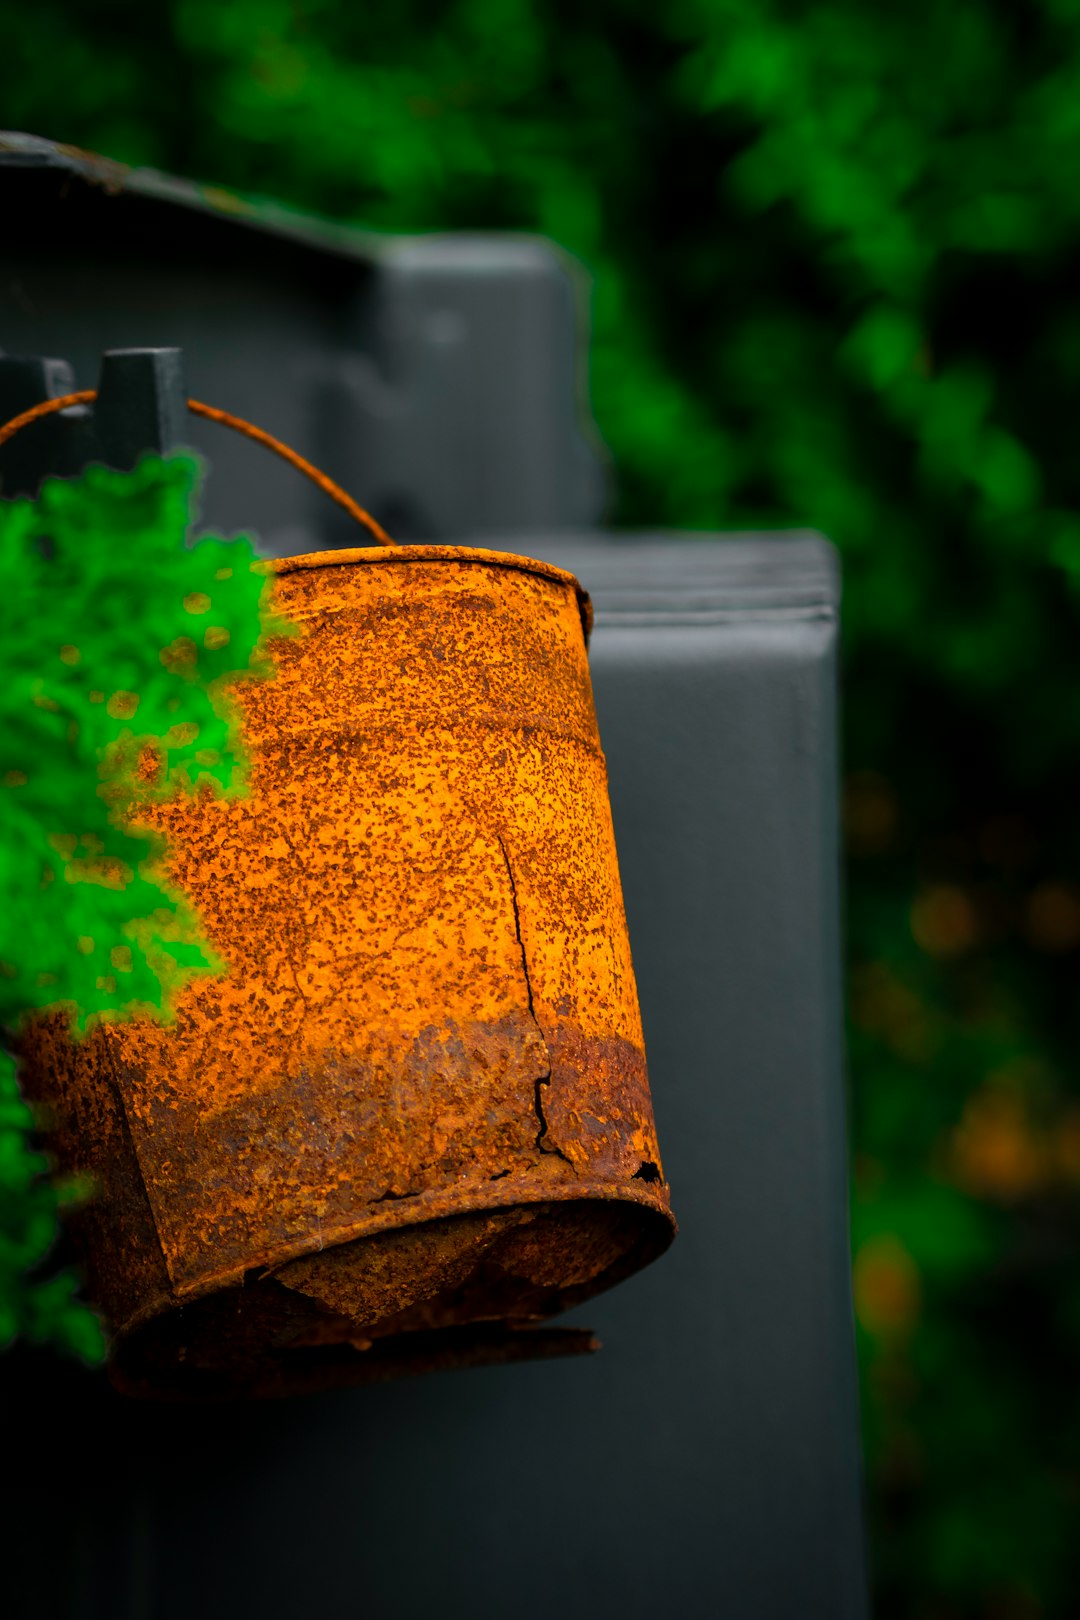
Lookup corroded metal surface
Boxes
[21,545,674,1397]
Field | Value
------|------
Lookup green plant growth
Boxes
[0,453,282,1357]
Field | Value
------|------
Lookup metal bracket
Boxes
[0,346,186,497]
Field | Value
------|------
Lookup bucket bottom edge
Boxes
[108,1190,675,1401]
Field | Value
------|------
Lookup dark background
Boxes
[3,2,1080,1615]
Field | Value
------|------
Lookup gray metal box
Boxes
[2,531,866,1620]
[0,134,865,1620]
[0,132,605,544]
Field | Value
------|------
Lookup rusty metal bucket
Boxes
[22,543,674,1397]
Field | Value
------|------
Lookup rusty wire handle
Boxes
[0,390,398,548]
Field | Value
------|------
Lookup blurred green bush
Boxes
[3,0,1080,1612]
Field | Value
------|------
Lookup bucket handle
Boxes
[0,391,397,547]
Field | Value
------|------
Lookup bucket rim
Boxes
[115,1175,676,1334]
[266,544,593,637]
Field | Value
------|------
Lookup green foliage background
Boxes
[3,1,1080,1613]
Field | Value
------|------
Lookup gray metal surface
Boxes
[3,532,865,1620]
[546,533,866,1618]
[0,132,604,544]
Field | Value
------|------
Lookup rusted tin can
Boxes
[21,545,674,1397]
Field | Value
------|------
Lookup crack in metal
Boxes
[496,833,574,1171]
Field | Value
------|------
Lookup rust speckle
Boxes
[19,546,674,1397]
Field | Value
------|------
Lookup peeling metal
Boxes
[19,544,674,1398]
